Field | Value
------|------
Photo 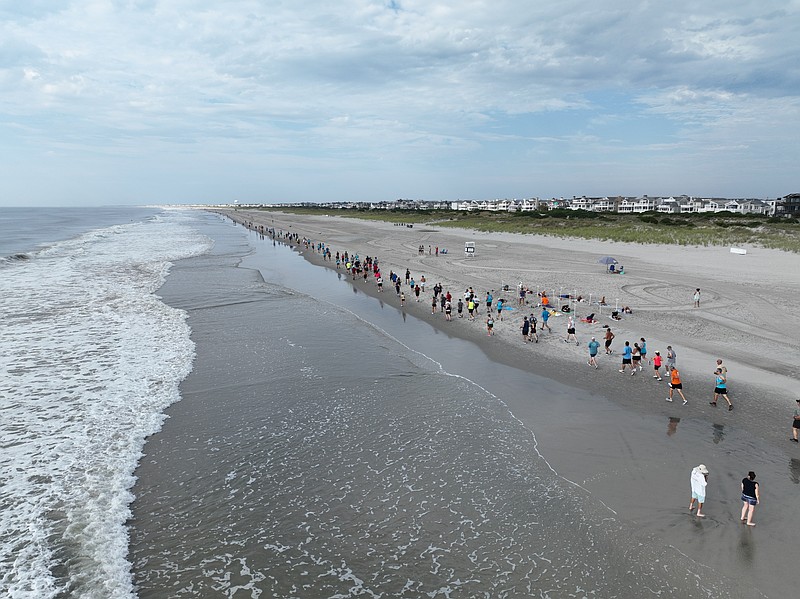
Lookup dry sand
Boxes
[222,209,799,597]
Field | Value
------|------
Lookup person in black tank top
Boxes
[740,471,759,526]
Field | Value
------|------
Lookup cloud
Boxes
[0,0,798,204]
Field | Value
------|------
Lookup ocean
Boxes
[2,208,746,598]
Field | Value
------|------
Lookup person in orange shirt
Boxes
[667,367,688,405]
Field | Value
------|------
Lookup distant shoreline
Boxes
[230,205,800,253]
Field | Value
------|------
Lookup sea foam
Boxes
[0,211,211,598]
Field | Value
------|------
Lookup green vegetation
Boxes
[248,206,800,252]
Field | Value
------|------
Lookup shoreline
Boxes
[215,209,798,597]
[221,209,799,443]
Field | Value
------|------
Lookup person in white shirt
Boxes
[689,464,709,517]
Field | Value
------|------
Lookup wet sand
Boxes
[219,209,799,597]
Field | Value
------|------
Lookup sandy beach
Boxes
[220,209,799,597]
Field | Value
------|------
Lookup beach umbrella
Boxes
[597,256,618,265]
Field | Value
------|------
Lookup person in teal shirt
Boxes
[711,368,733,410]
[587,337,600,368]
[620,341,634,374]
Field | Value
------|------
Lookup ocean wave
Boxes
[0,211,211,598]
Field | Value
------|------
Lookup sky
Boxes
[1,0,798,206]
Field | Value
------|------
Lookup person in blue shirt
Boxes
[711,368,733,410]
[486,291,493,313]
[619,341,635,374]
[639,338,648,367]
[587,337,600,368]
[540,308,551,332]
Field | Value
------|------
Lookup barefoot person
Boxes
[689,464,709,517]
[667,366,688,404]
[792,398,800,442]
[740,471,760,526]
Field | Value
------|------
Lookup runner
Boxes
[666,346,677,371]
[619,341,634,375]
[667,366,688,404]
[520,316,531,343]
[652,351,663,380]
[632,342,642,371]
[604,327,615,354]
[540,307,552,333]
[710,368,733,410]
[564,316,579,345]
[587,337,600,368]
[639,338,648,367]
[487,314,495,336]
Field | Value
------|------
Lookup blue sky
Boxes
[1,0,798,206]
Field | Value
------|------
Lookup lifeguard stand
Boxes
[464,242,475,258]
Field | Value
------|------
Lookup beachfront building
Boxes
[518,198,542,211]
[776,194,800,217]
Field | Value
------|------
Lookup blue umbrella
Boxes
[597,256,618,265]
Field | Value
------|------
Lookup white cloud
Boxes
[0,0,798,204]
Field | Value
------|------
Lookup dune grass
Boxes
[247,206,800,252]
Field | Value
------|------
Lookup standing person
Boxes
[666,346,677,372]
[710,368,733,410]
[405,268,410,284]
[486,314,495,336]
[565,316,579,345]
[652,351,663,381]
[520,316,531,343]
[693,288,701,308]
[689,464,709,518]
[639,338,648,367]
[620,341,634,374]
[540,307,552,333]
[740,472,759,526]
[604,327,615,354]
[791,398,800,442]
[588,337,600,368]
[667,366,688,404]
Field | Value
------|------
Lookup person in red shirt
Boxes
[652,351,663,381]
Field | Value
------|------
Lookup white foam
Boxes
[0,211,211,598]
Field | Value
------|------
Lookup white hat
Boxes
[698,464,709,474]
